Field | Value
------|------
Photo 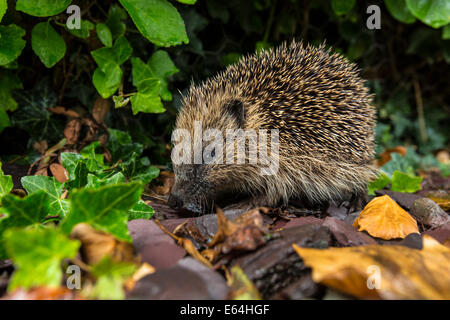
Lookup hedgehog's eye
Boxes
[210,149,215,159]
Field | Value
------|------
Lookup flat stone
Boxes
[128,257,228,300]
[323,217,377,246]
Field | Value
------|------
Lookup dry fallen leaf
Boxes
[225,265,262,300]
[49,163,68,183]
[377,146,407,167]
[124,262,156,291]
[71,223,137,265]
[2,287,83,300]
[353,195,419,240]
[293,235,450,299]
[64,119,81,145]
[92,96,110,124]
[206,207,267,260]
[153,219,213,268]
[426,192,450,212]
[151,171,175,196]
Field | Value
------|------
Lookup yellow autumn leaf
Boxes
[293,235,450,299]
[353,195,419,239]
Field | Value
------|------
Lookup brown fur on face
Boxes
[169,41,377,214]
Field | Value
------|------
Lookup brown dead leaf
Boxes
[426,193,450,212]
[124,262,156,291]
[151,171,174,196]
[2,287,83,300]
[353,195,419,240]
[377,146,407,167]
[206,207,268,260]
[293,235,450,299]
[49,163,68,183]
[153,219,213,268]
[71,223,136,265]
[64,119,81,145]
[92,96,110,124]
[436,150,449,164]
[48,106,80,118]
[33,140,48,154]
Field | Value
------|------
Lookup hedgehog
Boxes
[168,41,377,214]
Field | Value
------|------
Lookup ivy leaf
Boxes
[68,19,94,39]
[0,0,6,23]
[91,35,132,68]
[60,182,143,241]
[391,170,423,193]
[16,0,72,17]
[96,23,113,47]
[128,200,154,220]
[148,51,179,101]
[0,71,22,112]
[406,0,450,28]
[11,81,64,142]
[92,64,122,98]
[119,0,189,47]
[368,171,391,195]
[0,191,50,258]
[177,0,196,4]
[31,22,66,68]
[86,172,125,188]
[0,108,10,133]
[21,176,69,217]
[107,128,143,163]
[331,0,356,15]
[4,228,80,291]
[0,24,26,66]
[131,51,178,102]
[105,5,127,39]
[0,161,13,202]
[80,141,104,172]
[385,0,416,24]
[130,79,165,114]
[90,256,136,299]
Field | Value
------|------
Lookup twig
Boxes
[413,77,427,143]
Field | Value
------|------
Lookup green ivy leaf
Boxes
[148,51,179,101]
[86,172,126,188]
[96,23,113,47]
[130,89,165,114]
[119,0,189,47]
[177,0,196,4]
[0,108,10,133]
[4,227,80,291]
[107,128,143,163]
[10,81,64,141]
[406,0,450,28]
[367,171,391,195]
[80,141,104,172]
[0,24,26,66]
[68,19,94,39]
[385,0,416,24]
[31,22,66,68]
[92,64,123,98]
[0,71,22,112]
[128,200,154,220]
[331,0,356,15]
[60,182,143,241]
[0,0,7,23]
[443,24,450,40]
[391,170,423,193]
[16,0,72,17]
[0,161,13,202]
[90,256,136,299]
[21,176,69,217]
[0,191,50,258]
[105,5,127,39]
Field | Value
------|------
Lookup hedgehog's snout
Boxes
[168,192,183,210]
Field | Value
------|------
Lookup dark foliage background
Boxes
[1,0,449,169]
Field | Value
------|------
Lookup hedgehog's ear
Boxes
[224,99,245,127]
